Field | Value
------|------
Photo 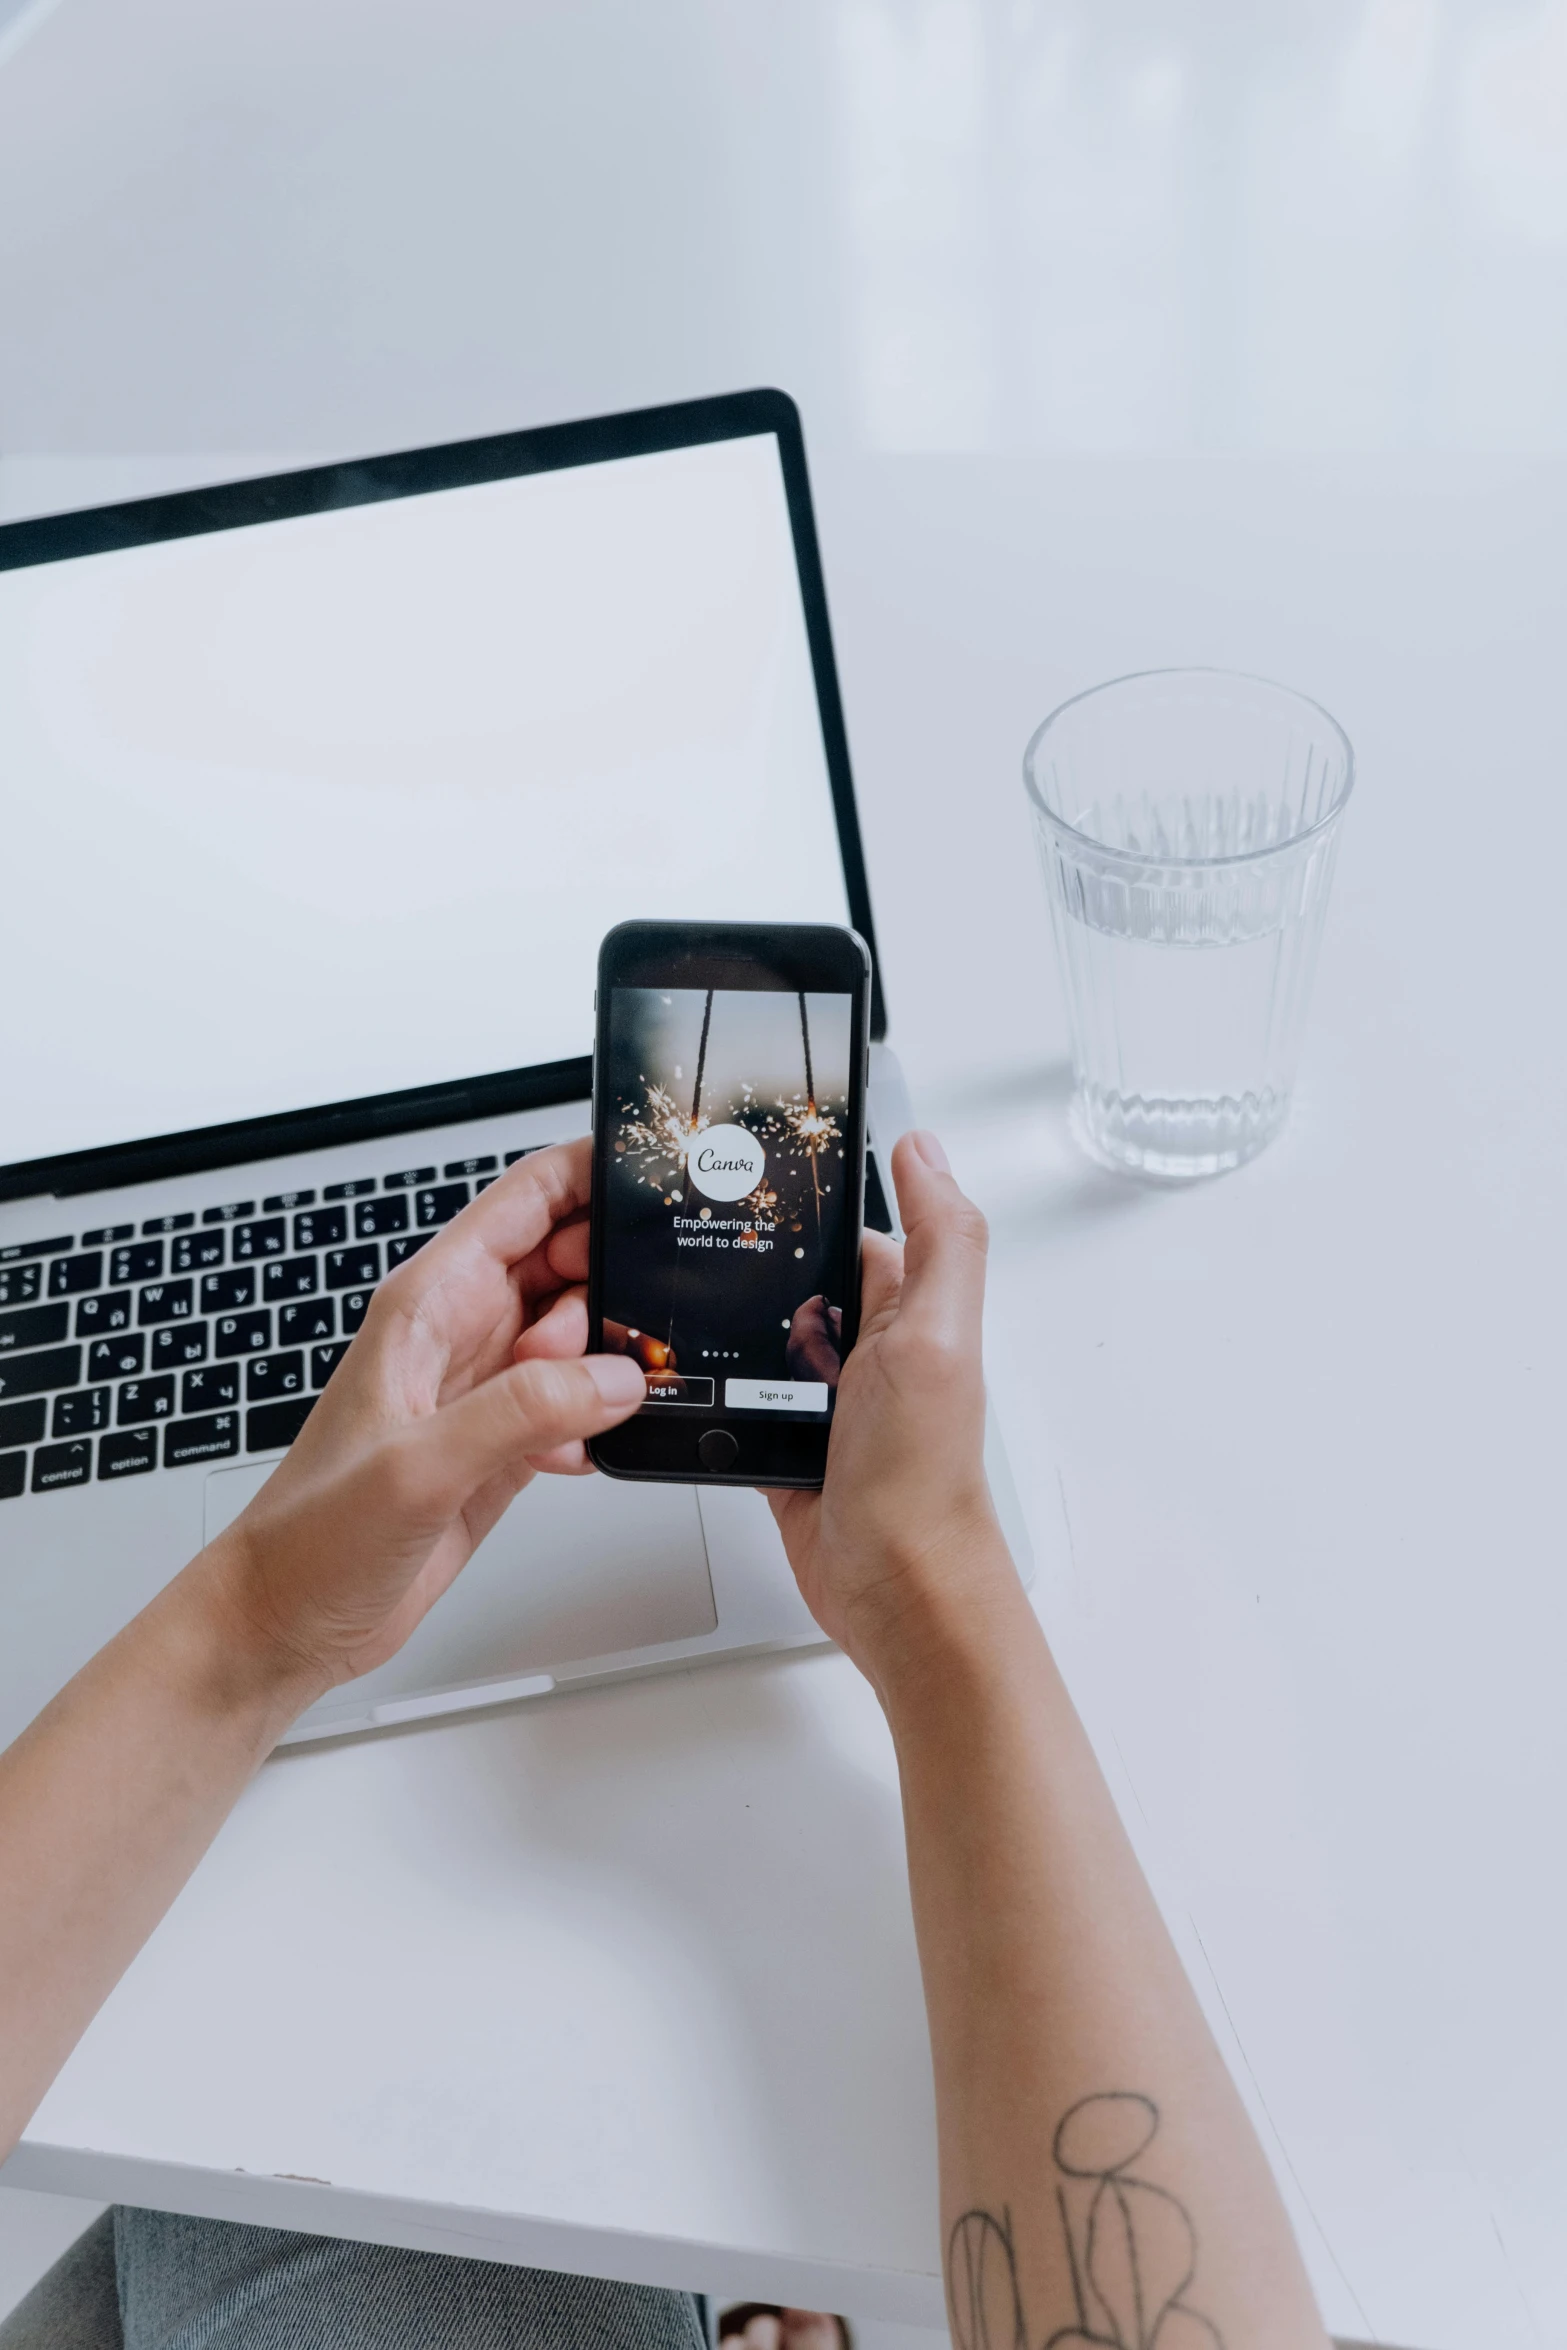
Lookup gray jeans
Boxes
[0,2209,706,2350]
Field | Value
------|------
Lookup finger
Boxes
[857,1229,904,1332]
[410,1352,644,1510]
[886,1130,987,1357]
[396,1138,593,1300]
[524,1438,596,1474]
[544,1214,591,1286]
[514,1287,588,1361]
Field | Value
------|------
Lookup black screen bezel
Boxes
[0,388,883,1203]
[587,919,870,1490]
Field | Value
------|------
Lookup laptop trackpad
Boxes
[204,1463,717,1702]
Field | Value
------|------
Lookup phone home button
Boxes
[697,1428,739,1474]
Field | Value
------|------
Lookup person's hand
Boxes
[187,1140,644,1709]
[768,1131,1018,1696]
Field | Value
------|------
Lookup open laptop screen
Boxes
[0,409,861,1178]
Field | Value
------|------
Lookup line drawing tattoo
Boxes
[947,2094,1225,2350]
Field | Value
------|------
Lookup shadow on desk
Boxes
[921,1056,1157,1245]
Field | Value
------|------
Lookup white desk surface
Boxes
[5,8,1567,2349]
[6,451,1564,2350]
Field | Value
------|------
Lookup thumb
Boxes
[887,1129,988,1359]
[406,1353,645,1512]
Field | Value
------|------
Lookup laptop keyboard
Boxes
[0,1149,538,1500]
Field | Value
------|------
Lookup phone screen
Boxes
[601,984,857,1424]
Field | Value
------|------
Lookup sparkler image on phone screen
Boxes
[594,921,878,1485]
[589,922,870,1487]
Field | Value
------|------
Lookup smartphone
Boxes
[588,920,872,1488]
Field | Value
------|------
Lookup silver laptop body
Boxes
[0,393,1028,1750]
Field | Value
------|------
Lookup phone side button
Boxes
[697,1428,739,1473]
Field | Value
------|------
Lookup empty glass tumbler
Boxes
[1024,670,1353,1180]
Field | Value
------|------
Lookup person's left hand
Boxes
[191,1138,643,1706]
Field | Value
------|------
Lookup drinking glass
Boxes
[1024,669,1353,1180]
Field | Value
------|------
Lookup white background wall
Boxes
[5,0,1567,489]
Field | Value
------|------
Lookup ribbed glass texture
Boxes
[1024,670,1353,1179]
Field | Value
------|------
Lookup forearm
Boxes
[879,1553,1330,2350]
[0,1538,318,2158]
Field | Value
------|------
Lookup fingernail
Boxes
[911,1128,950,1174]
[585,1354,646,1404]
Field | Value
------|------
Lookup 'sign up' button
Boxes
[724,1377,828,1414]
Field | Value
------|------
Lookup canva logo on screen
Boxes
[686,1125,767,1202]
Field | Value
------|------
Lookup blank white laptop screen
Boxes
[0,432,851,1169]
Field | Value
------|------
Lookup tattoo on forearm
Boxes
[947,2093,1224,2350]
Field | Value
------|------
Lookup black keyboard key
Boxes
[0,1449,26,1499]
[246,1395,315,1451]
[1,1235,73,1261]
[326,1246,380,1290]
[214,1310,271,1356]
[201,1270,255,1313]
[445,1155,497,1178]
[264,1189,315,1211]
[83,1223,133,1245]
[0,1398,46,1447]
[76,1291,131,1336]
[183,1363,239,1412]
[504,1150,529,1165]
[247,1351,304,1401]
[386,1234,431,1267]
[202,1200,254,1224]
[32,1440,90,1491]
[279,1299,334,1344]
[232,1218,286,1260]
[137,1281,194,1326]
[117,1377,175,1425]
[339,1288,373,1335]
[174,1230,226,1272]
[152,1323,208,1369]
[143,1213,194,1234]
[48,1252,103,1298]
[0,1345,82,1401]
[0,1263,42,1306]
[294,1206,346,1249]
[263,1256,318,1301]
[475,1176,497,1192]
[311,1340,351,1388]
[110,1240,164,1285]
[323,1178,375,1200]
[354,1194,408,1238]
[415,1183,469,1228]
[0,1302,68,1352]
[382,1165,435,1189]
[165,1411,239,1466]
[53,1387,110,1437]
[99,1427,158,1479]
[88,1335,144,1380]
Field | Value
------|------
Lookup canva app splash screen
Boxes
[603,987,854,1417]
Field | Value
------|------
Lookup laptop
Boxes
[0,389,1030,1749]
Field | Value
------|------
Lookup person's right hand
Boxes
[768,1130,1021,1697]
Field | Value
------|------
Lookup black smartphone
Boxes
[588,920,872,1489]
